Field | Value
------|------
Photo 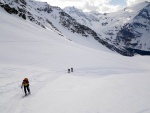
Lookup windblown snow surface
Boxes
[0,7,150,113]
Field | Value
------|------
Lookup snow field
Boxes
[0,65,150,113]
[0,7,150,113]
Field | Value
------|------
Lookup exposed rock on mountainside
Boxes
[116,3,150,54]
[64,2,150,55]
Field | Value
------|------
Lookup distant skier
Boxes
[68,69,70,73]
[21,78,30,96]
[71,67,73,72]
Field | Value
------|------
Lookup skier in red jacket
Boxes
[21,78,30,96]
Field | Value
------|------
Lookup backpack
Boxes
[23,78,29,86]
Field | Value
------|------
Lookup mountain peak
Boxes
[64,6,84,14]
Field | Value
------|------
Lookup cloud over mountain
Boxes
[39,0,123,13]
[127,0,150,6]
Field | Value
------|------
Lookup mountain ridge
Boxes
[1,0,150,56]
[64,1,150,55]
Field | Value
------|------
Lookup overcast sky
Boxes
[38,0,150,13]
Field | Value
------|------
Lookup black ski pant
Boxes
[24,85,30,94]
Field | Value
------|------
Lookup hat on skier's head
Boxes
[24,78,28,81]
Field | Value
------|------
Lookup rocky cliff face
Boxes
[0,0,63,35]
[116,3,150,52]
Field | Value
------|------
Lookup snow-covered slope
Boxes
[0,0,107,51]
[1,2,150,113]
[64,2,150,55]
[0,0,135,56]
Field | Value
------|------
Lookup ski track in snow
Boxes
[0,66,150,113]
[0,4,150,113]
[0,66,64,113]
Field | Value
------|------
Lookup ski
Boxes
[22,93,30,98]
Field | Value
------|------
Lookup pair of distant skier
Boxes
[21,78,30,96]
[68,67,73,73]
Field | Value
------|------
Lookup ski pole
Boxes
[21,85,24,94]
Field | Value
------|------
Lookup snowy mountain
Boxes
[1,0,150,113]
[0,0,150,56]
[64,2,150,55]
[0,0,133,56]
[64,7,101,26]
